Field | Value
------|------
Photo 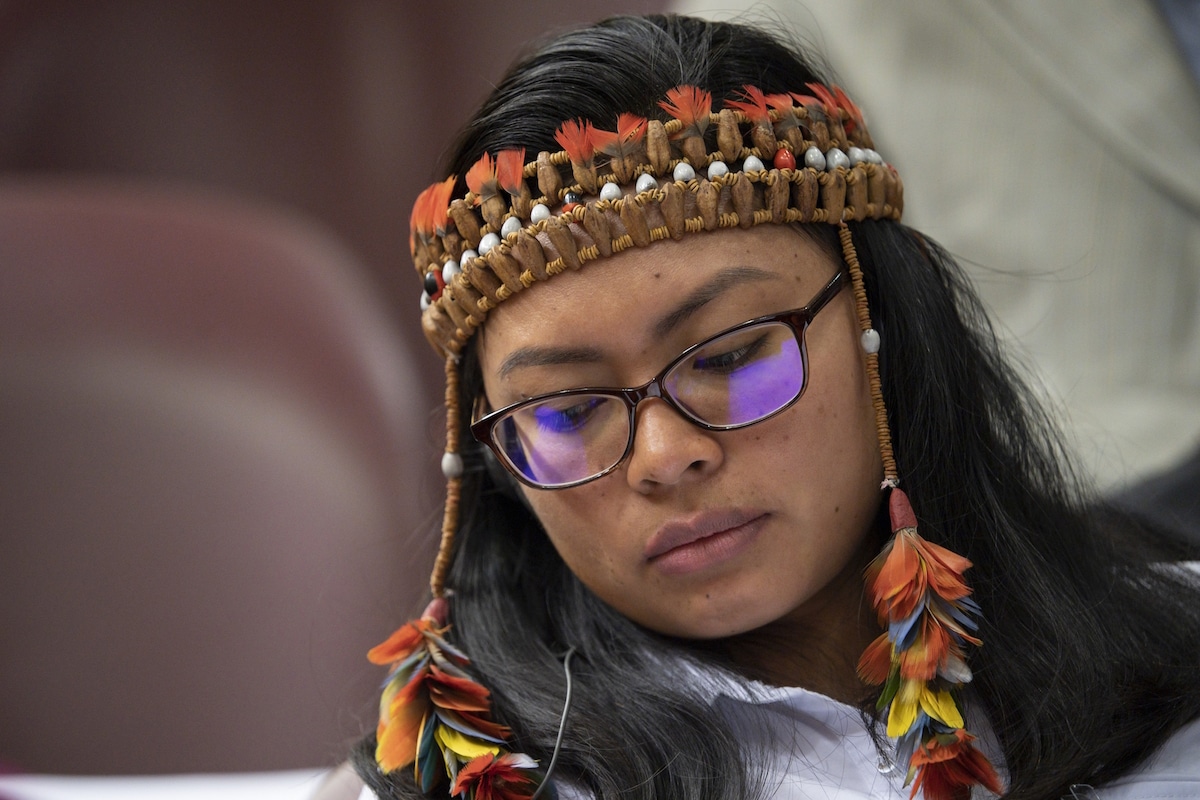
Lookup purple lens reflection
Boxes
[726,336,803,424]
[498,395,628,487]
[666,322,804,427]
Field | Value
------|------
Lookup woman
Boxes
[339,14,1200,800]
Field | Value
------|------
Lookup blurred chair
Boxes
[0,179,439,774]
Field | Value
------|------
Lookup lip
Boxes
[644,508,768,575]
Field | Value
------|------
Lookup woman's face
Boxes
[478,225,883,640]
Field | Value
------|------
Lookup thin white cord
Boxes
[529,647,577,800]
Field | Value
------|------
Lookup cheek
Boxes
[525,488,629,586]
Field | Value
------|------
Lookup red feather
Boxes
[591,113,647,158]
[765,93,797,112]
[805,82,840,114]
[910,731,1004,800]
[452,753,539,800]
[832,85,865,134]
[463,152,492,199]
[658,85,712,135]
[856,632,894,685]
[368,617,442,665]
[495,148,527,195]
[554,119,594,164]
[726,84,771,125]
[408,177,456,250]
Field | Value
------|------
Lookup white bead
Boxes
[672,162,696,182]
[461,248,479,264]
[741,155,765,173]
[803,146,826,171]
[441,451,464,479]
[861,328,881,354]
[530,203,551,223]
[599,181,622,202]
[478,232,500,255]
[848,146,866,165]
[706,160,729,179]
[500,216,522,237]
[825,147,849,171]
[864,148,883,164]
[635,173,658,193]
[420,291,431,311]
[441,260,461,284]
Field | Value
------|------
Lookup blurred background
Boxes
[0,0,664,777]
[2,0,1198,781]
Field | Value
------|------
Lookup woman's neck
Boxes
[715,540,882,705]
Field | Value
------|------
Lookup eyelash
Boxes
[690,333,769,375]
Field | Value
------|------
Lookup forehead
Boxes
[477,225,838,379]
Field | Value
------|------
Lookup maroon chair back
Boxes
[0,180,438,774]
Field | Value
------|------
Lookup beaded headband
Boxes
[411,84,900,358]
[371,84,1002,800]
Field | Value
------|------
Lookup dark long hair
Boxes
[355,14,1200,800]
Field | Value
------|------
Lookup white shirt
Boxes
[355,677,1200,800]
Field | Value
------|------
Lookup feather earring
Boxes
[839,225,1002,800]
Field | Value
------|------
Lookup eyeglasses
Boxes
[471,269,847,490]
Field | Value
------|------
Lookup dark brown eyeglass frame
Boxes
[471,268,847,490]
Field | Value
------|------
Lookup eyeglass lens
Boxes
[491,320,805,487]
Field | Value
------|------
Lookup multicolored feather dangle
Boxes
[858,488,1003,800]
[370,598,540,799]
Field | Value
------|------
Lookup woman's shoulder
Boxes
[1090,715,1200,798]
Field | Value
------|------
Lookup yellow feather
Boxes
[921,688,965,729]
[435,724,501,761]
[887,679,922,737]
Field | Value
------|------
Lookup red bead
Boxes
[773,148,796,170]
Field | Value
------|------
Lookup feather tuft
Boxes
[658,85,712,136]
[554,119,595,165]
[726,84,771,125]
[495,149,527,196]
[591,113,647,158]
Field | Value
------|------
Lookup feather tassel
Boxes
[859,488,1003,800]
[370,599,543,798]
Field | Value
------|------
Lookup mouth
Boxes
[644,509,768,575]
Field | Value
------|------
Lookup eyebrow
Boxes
[495,266,781,380]
[651,266,780,338]
[497,345,606,380]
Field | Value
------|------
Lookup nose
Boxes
[624,397,724,492]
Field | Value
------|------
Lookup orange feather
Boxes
[368,618,440,665]
[898,616,950,680]
[494,149,526,195]
[591,113,647,157]
[856,632,894,685]
[658,85,712,135]
[726,84,771,125]
[554,119,594,164]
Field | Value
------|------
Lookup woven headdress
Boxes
[371,82,1002,800]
